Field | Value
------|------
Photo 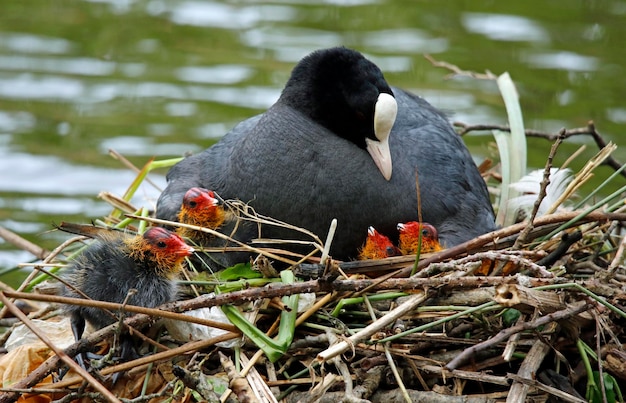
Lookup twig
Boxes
[294,210,626,279]
[127,214,302,265]
[423,251,552,278]
[0,226,49,260]
[108,149,162,191]
[218,351,255,403]
[607,231,626,274]
[0,235,86,320]
[416,365,510,387]
[0,300,238,399]
[506,328,554,403]
[446,302,592,370]
[0,292,122,403]
[316,292,428,363]
[240,352,278,403]
[401,210,626,278]
[424,54,497,80]
[513,130,565,248]
[454,121,626,178]
[384,344,411,403]
[4,291,239,332]
[506,373,587,403]
[51,332,240,390]
[0,275,599,320]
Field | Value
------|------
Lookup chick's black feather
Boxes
[61,237,177,334]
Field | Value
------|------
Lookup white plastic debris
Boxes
[5,317,75,352]
[164,306,242,349]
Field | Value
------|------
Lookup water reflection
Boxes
[0,149,156,196]
[524,51,599,72]
[241,27,343,60]
[462,13,549,43]
[163,1,296,28]
[99,136,200,156]
[362,29,448,53]
[0,55,116,76]
[175,65,253,84]
[0,33,74,54]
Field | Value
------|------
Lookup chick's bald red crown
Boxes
[397,221,439,240]
[183,187,220,210]
[358,226,398,260]
[397,221,443,255]
[143,227,194,257]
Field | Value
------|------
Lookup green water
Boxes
[1,0,625,276]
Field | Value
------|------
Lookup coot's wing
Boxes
[156,115,263,221]
[390,87,495,246]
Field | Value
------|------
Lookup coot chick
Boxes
[358,226,399,260]
[59,226,194,363]
[157,47,495,260]
[397,222,443,255]
[177,187,255,269]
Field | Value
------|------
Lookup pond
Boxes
[1,0,625,280]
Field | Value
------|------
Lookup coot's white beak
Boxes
[366,92,397,181]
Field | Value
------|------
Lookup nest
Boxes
[1,123,626,403]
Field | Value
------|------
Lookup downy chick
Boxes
[59,225,193,363]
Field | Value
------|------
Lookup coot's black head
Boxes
[280,47,397,180]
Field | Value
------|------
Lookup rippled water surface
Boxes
[1,0,625,277]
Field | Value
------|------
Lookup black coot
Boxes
[157,47,495,260]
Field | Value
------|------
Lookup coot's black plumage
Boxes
[157,47,495,260]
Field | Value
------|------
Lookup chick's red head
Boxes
[397,222,442,255]
[179,187,225,229]
[144,227,195,258]
[358,226,398,260]
[124,227,194,278]
[183,187,219,211]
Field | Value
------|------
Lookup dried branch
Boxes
[317,292,428,363]
[446,302,593,370]
[454,121,626,178]
[513,130,565,248]
[424,54,497,80]
[506,331,553,403]
[0,226,49,260]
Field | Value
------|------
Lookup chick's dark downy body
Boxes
[61,227,193,345]
[157,47,495,260]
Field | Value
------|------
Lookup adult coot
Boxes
[157,47,495,260]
